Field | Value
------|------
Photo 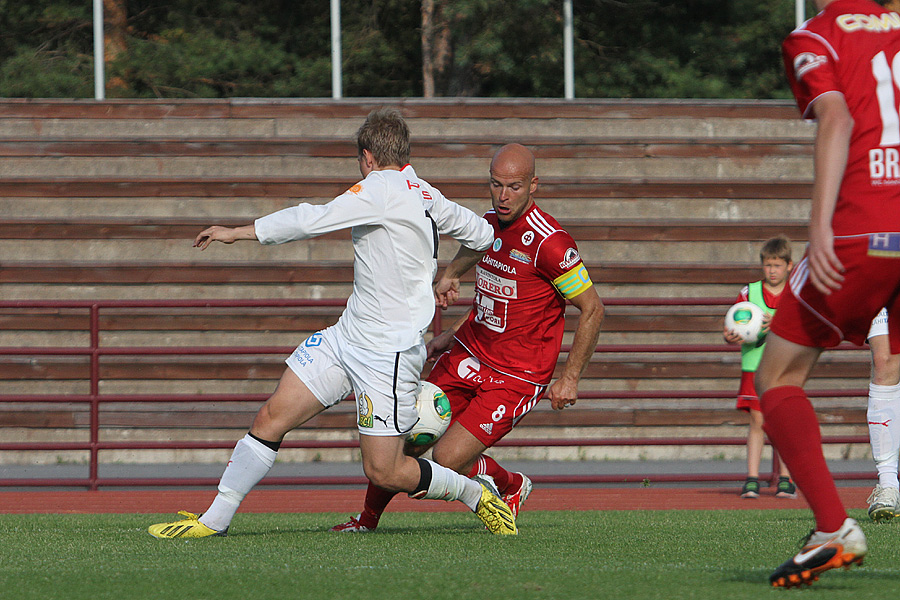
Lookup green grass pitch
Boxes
[1,509,897,599]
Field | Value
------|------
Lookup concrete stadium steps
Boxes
[0,217,809,264]
[0,144,811,180]
[2,98,862,457]
[0,97,813,136]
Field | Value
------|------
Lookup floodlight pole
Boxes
[331,0,343,99]
[563,0,574,99]
[93,0,105,100]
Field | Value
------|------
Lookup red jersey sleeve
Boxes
[782,30,841,118]
[534,230,594,300]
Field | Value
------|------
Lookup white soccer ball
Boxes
[406,381,452,446]
[725,301,766,344]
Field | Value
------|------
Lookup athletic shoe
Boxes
[740,478,760,499]
[867,485,900,523]
[473,476,517,535]
[330,514,374,533]
[775,477,797,499]
[503,472,533,517]
[147,511,227,539]
[769,518,867,588]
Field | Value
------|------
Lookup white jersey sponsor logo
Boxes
[837,12,900,33]
[869,148,900,183]
[476,266,517,299]
[482,254,517,274]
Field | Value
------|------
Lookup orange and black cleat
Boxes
[769,518,866,588]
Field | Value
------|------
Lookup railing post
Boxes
[89,304,100,491]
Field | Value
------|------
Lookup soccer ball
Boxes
[725,301,765,344]
[406,381,452,446]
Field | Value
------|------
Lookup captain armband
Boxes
[552,264,593,299]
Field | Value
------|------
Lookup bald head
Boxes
[489,143,538,225]
[490,143,536,181]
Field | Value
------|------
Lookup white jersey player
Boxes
[865,307,900,521]
[148,108,518,538]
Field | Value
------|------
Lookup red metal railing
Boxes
[0,298,872,490]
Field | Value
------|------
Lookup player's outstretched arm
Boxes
[193,225,257,250]
[548,288,604,410]
[434,245,484,309]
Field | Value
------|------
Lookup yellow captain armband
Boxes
[552,264,593,299]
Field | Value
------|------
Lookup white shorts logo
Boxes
[457,356,482,380]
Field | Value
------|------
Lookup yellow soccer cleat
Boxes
[148,511,227,539]
[474,478,517,535]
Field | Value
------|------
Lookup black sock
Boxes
[409,458,432,498]
[248,431,281,452]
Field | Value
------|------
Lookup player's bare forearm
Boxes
[426,310,471,362]
[193,224,257,250]
[434,245,485,308]
[550,290,604,410]
[807,94,853,294]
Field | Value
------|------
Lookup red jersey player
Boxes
[759,0,900,587]
[332,143,604,532]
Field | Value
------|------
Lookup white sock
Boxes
[199,434,278,531]
[410,459,483,511]
[868,382,900,489]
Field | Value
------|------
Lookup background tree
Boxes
[0,0,812,99]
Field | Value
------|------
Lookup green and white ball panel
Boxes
[406,381,452,446]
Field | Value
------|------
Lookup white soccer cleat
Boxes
[769,518,867,588]
[867,485,900,523]
[503,472,533,517]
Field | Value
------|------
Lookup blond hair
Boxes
[356,108,410,168]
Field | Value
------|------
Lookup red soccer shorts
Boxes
[770,234,900,352]
[427,343,546,447]
[736,370,759,413]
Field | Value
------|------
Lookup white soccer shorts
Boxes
[285,325,425,436]
[869,307,889,341]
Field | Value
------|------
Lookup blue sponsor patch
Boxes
[868,233,900,257]
[304,332,323,347]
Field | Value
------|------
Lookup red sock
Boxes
[468,455,522,496]
[761,385,846,532]
[357,481,398,529]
